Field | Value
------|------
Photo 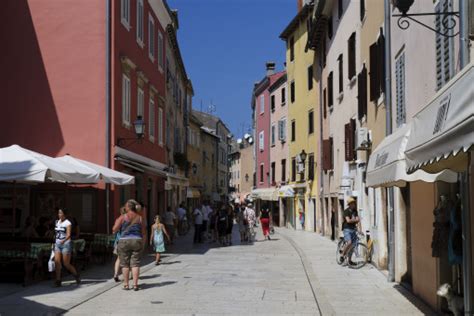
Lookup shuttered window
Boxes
[136,0,144,43]
[322,138,334,171]
[308,110,314,134]
[308,154,315,180]
[290,81,295,103]
[348,32,356,79]
[338,54,343,93]
[260,164,264,183]
[344,119,356,161]
[149,98,155,141]
[271,162,276,183]
[271,124,276,146]
[369,42,379,101]
[278,118,287,141]
[360,0,365,21]
[122,74,131,125]
[281,159,286,182]
[291,120,296,142]
[259,131,264,151]
[290,37,295,62]
[271,95,275,111]
[328,72,334,107]
[281,87,286,104]
[323,88,327,119]
[308,65,314,90]
[291,157,296,182]
[435,0,454,90]
[395,52,406,127]
[357,64,368,120]
[148,15,155,61]
[377,32,385,94]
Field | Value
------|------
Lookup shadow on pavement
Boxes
[392,284,437,315]
[139,281,177,290]
[139,274,161,280]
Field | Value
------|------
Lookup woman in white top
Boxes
[54,208,80,287]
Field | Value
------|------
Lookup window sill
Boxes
[149,55,155,63]
[137,39,144,49]
[149,136,155,143]
[121,20,131,31]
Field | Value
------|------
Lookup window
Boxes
[290,81,295,103]
[328,72,334,108]
[338,0,344,19]
[338,54,343,93]
[357,64,368,120]
[308,110,314,134]
[321,36,327,66]
[348,33,356,79]
[322,138,334,171]
[308,154,315,180]
[281,87,286,104]
[158,32,164,71]
[158,107,163,145]
[271,95,275,112]
[327,17,333,40]
[148,15,155,61]
[136,0,144,45]
[122,74,131,125]
[271,124,276,146]
[259,94,264,114]
[281,159,286,182]
[290,37,295,62]
[149,98,155,141]
[291,157,296,182]
[344,119,356,161]
[323,88,327,119]
[435,0,454,90]
[137,88,144,117]
[360,0,366,21]
[271,162,276,184]
[259,131,264,151]
[395,52,406,127]
[307,65,313,90]
[369,30,385,101]
[260,164,264,183]
[278,118,286,141]
[121,0,130,29]
[291,120,296,142]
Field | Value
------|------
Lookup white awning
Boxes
[114,146,167,177]
[56,155,134,185]
[187,187,201,198]
[251,188,278,201]
[367,124,457,187]
[405,63,474,174]
[0,145,99,183]
[278,185,294,197]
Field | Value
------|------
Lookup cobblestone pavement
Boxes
[0,226,435,315]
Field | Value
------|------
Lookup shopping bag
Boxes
[48,249,55,272]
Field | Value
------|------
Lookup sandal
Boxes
[114,275,120,282]
[123,285,130,290]
[133,285,139,291]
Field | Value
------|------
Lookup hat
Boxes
[247,202,253,207]
[347,197,357,206]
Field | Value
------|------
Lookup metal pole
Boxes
[384,0,395,282]
[105,0,112,234]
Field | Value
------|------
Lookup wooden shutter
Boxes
[357,65,367,120]
[329,137,334,169]
[323,139,331,171]
[338,54,343,93]
[345,120,356,161]
[377,32,385,94]
[348,33,356,79]
[323,88,327,119]
[369,42,379,101]
[328,72,333,107]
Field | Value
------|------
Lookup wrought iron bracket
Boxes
[393,12,460,38]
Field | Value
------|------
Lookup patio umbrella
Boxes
[56,154,134,185]
[0,145,99,183]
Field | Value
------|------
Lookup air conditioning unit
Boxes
[355,127,371,150]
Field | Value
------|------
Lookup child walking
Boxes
[150,215,170,265]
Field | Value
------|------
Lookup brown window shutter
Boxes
[328,72,334,107]
[322,139,330,171]
[377,32,386,94]
[344,123,351,161]
[350,119,356,160]
[348,33,356,79]
[323,88,327,119]
[369,42,379,101]
[357,65,368,120]
[329,137,334,169]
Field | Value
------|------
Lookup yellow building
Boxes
[186,113,204,209]
[280,2,319,231]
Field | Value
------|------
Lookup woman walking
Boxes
[150,215,170,265]
[217,205,228,246]
[226,206,234,245]
[112,199,146,291]
[113,207,127,282]
[53,208,80,287]
[260,206,271,240]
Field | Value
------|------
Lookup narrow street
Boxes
[0,226,434,315]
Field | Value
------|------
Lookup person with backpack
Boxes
[150,215,170,265]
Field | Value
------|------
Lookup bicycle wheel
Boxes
[348,243,369,269]
[336,239,345,265]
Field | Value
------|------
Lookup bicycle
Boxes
[336,231,369,269]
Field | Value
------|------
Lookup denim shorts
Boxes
[54,240,72,254]
[343,229,357,244]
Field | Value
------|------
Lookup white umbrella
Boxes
[0,145,99,183]
[56,155,134,185]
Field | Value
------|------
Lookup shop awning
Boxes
[114,146,167,177]
[187,187,201,198]
[278,185,295,197]
[251,188,279,201]
[0,145,99,183]
[405,63,474,174]
[367,124,457,187]
[56,155,134,185]
[166,173,189,187]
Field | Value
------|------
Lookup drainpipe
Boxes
[105,0,111,234]
[459,1,472,314]
[384,0,395,282]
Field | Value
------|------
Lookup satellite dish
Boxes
[248,137,254,144]
[237,138,243,144]
[244,133,251,140]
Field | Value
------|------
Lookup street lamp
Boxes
[117,115,146,146]
[245,174,249,182]
[192,163,198,175]
[299,150,307,164]
[392,0,459,38]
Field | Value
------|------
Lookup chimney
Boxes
[266,62,276,76]
[297,0,303,12]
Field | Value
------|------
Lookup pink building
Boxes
[0,0,180,233]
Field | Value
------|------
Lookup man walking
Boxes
[164,207,177,245]
[339,197,360,265]
[201,201,212,241]
[177,203,188,235]
[193,204,204,244]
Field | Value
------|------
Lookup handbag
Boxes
[48,247,55,272]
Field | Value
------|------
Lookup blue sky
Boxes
[167,0,296,138]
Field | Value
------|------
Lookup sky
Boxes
[167,0,296,138]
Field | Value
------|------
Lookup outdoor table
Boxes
[72,239,86,253]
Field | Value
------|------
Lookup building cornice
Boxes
[269,73,288,92]
[279,3,314,40]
